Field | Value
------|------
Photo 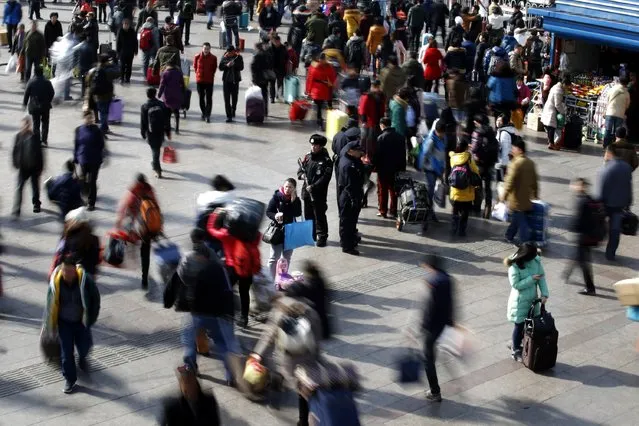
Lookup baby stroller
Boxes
[394,172,431,232]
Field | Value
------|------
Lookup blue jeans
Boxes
[506,210,531,242]
[604,116,624,148]
[424,170,437,210]
[226,25,239,49]
[183,314,240,381]
[141,49,156,80]
[97,101,110,133]
[207,11,215,26]
[512,321,525,352]
[58,320,92,384]
[605,207,622,259]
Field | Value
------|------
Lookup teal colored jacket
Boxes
[389,97,408,137]
[506,256,549,323]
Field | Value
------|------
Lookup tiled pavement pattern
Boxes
[0,5,638,425]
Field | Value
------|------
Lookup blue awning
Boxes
[530,3,639,51]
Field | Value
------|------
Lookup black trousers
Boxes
[223,82,239,119]
[257,82,268,116]
[80,163,100,207]
[409,27,421,54]
[29,3,41,20]
[196,82,213,118]
[424,330,441,395]
[98,3,107,22]
[298,395,309,426]
[268,75,284,101]
[119,54,134,82]
[424,79,439,93]
[452,200,471,234]
[180,19,192,44]
[303,192,328,240]
[338,193,360,250]
[141,239,151,284]
[6,24,17,51]
[237,276,252,320]
[247,1,255,20]
[473,167,493,212]
[13,170,41,215]
[31,109,50,145]
[432,23,445,43]
[150,143,162,173]
[566,242,595,292]
[314,99,332,125]
[172,108,180,132]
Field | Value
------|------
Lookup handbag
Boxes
[262,220,284,245]
[263,69,276,82]
[283,220,315,251]
[162,145,177,163]
[16,54,25,73]
[40,326,61,363]
[621,209,638,236]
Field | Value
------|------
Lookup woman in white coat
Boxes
[541,75,570,150]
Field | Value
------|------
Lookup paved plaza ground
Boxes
[0,5,638,425]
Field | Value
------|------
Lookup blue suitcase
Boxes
[528,200,549,247]
[239,12,249,29]
[284,76,300,104]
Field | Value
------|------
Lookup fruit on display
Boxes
[568,74,612,99]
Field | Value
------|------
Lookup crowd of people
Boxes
[3,0,638,424]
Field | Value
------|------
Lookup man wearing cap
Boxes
[219,45,244,122]
[338,141,365,255]
[298,134,333,247]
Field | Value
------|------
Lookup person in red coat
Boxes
[422,39,443,93]
[358,79,386,157]
[193,42,218,122]
[207,210,261,328]
[306,53,337,129]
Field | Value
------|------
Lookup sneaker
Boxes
[425,390,442,402]
[33,206,41,213]
[225,118,233,123]
[316,238,327,247]
[342,248,360,256]
[87,205,95,212]
[63,380,77,394]
[376,212,386,218]
[578,289,596,296]
[511,350,523,362]
[206,116,210,123]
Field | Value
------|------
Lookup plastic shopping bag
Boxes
[4,54,17,74]
[283,220,315,251]
[438,325,473,359]
[491,202,509,222]
[433,180,447,209]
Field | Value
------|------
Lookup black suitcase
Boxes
[521,299,558,372]
[562,115,584,150]
[181,88,192,118]
[621,210,638,236]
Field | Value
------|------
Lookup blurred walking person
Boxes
[23,65,54,146]
[12,116,43,218]
[140,87,172,178]
[74,111,106,211]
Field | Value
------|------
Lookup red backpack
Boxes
[140,28,153,51]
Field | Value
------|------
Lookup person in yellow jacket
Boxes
[43,256,101,393]
[322,46,347,72]
[366,17,386,74]
[448,138,480,237]
[343,6,361,39]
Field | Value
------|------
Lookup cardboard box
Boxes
[527,110,544,132]
[0,30,8,46]
[614,278,639,306]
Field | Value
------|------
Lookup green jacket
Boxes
[506,256,549,323]
[380,65,406,102]
[389,96,408,137]
[23,29,46,60]
[154,45,181,74]
[44,265,101,332]
[306,15,329,46]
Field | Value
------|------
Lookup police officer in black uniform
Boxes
[338,141,365,256]
[298,134,333,247]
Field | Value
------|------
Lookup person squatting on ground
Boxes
[266,178,303,278]
[505,243,549,362]
[297,134,333,248]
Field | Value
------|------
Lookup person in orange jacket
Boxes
[193,42,218,122]
[366,16,386,76]
[306,53,337,130]
[207,209,261,328]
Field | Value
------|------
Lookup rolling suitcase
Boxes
[246,97,265,123]
[562,114,584,150]
[283,76,300,104]
[325,109,349,141]
[289,99,311,121]
[108,98,124,124]
[528,200,549,247]
[239,12,249,29]
[522,299,558,372]
[181,88,192,118]
[218,29,227,49]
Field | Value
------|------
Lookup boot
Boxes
[450,216,459,236]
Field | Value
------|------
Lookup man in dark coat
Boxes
[338,141,365,255]
[267,35,288,102]
[44,12,63,57]
[430,0,449,43]
[298,134,333,247]
[141,88,172,178]
[219,45,244,122]
[12,116,44,217]
[23,65,55,146]
[374,117,406,218]
[420,254,454,402]
[116,19,138,84]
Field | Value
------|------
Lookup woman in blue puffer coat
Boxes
[505,243,549,362]
[487,62,518,120]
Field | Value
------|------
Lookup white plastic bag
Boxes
[220,20,226,32]
[245,84,263,101]
[491,202,509,222]
[417,119,429,138]
[438,325,473,359]
[5,54,17,74]
[433,180,447,209]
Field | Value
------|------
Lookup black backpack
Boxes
[448,161,480,190]
[582,198,607,246]
[346,39,365,66]
[90,68,110,96]
[147,103,165,134]
[476,130,500,166]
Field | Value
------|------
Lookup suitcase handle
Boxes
[527,298,546,319]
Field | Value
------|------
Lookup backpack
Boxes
[277,315,316,356]
[475,130,499,166]
[308,389,361,426]
[530,38,543,62]
[139,27,153,51]
[346,39,364,66]
[110,11,123,33]
[90,68,110,96]
[139,195,163,236]
[181,1,194,20]
[448,29,463,49]
[448,161,479,190]
[582,198,607,246]
[488,53,508,76]
[147,103,165,134]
